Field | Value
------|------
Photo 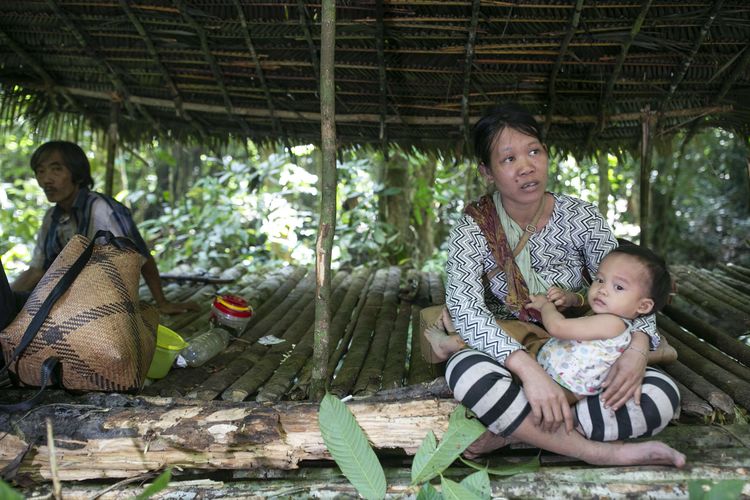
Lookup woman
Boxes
[442,103,683,466]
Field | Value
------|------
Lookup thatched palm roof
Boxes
[1,1,749,153]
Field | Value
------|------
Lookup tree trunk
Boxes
[597,151,610,217]
[381,149,414,263]
[639,108,656,247]
[312,0,337,401]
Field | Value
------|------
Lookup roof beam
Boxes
[120,0,207,140]
[460,0,481,151]
[658,0,724,113]
[233,0,282,140]
[0,27,79,113]
[44,0,158,129]
[543,0,584,140]
[173,0,251,137]
[584,0,653,151]
[58,85,730,128]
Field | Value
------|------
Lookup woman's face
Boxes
[479,127,548,207]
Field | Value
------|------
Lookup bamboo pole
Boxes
[639,106,656,247]
[381,301,413,390]
[329,268,388,397]
[662,361,735,415]
[312,0,337,401]
[657,313,750,382]
[104,100,119,197]
[662,303,750,368]
[256,269,369,402]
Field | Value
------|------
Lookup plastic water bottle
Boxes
[180,327,231,367]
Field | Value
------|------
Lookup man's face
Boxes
[33,150,79,207]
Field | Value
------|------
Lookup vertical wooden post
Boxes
[639,106,656,247]
[597,151,610,218]
[311,0,337,401]
[105,100,120,197]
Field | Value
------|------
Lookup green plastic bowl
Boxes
[147,325,188,379]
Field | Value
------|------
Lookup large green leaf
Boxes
[688,479,747,500]
[416,482,442,500]
[460,470,492,499]
[0,480,24,500]
[441,476,484,500]
[411,405,486,485]
[460,454,541,476]
[318,393,387,500]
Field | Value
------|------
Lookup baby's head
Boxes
[592,245,671,318]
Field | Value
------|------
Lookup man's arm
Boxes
[141,255,199,315]
[11,267,45,293]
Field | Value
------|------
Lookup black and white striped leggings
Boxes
[445,349,680,441]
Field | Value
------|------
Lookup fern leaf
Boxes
[318,393,387,500]
[411,405,485,485]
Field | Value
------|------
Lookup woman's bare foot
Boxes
[423,325,465,362]
[462,430,518,460]
[648,337,678,365]
[587,440,686,468]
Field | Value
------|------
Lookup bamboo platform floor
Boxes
[2,262,750,498]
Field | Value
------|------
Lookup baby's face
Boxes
[588,253,654,319]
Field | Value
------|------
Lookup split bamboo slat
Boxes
[220,271,349,402]
[354,266,402,396]
[663,304,750,367]
[141,266,307,397]
[208,274,317,401]
[380,301,413,390]
[657,313,750,382]
[329,268,388,397]
[659,329,750,411]
[256,268,371,402]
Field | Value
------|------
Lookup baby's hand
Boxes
[545,286,570,308]
[526,294,549,311]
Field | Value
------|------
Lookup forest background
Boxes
[1,116,748,279]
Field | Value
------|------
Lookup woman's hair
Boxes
[472,103,544,166]
[30,141,95,189]
[610,244,672,313]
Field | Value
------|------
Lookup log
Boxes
[663,304,750,367]
[0,394,459,481]
[676,281,749,325]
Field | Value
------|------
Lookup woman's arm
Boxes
[445,215,525,362]
[506,349,575,433]
[600,330,650,409]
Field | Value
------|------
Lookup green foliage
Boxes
[688,479,747,499]
[457,470,492,498]
[440,476,485,500]
[460,454,541,476]
[135,468,172,499]
[318,393,387,500]
[411,405,486,485]
[0,479,24,500]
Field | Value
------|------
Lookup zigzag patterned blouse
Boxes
[445,193,659,364]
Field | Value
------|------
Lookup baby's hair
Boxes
[609,244,672,313]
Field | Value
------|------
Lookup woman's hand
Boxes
[600,331,649,409]
[506,350,574,434]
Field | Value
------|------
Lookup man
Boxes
[11,141,198,315]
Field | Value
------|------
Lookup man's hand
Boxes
[157,300,200,315]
